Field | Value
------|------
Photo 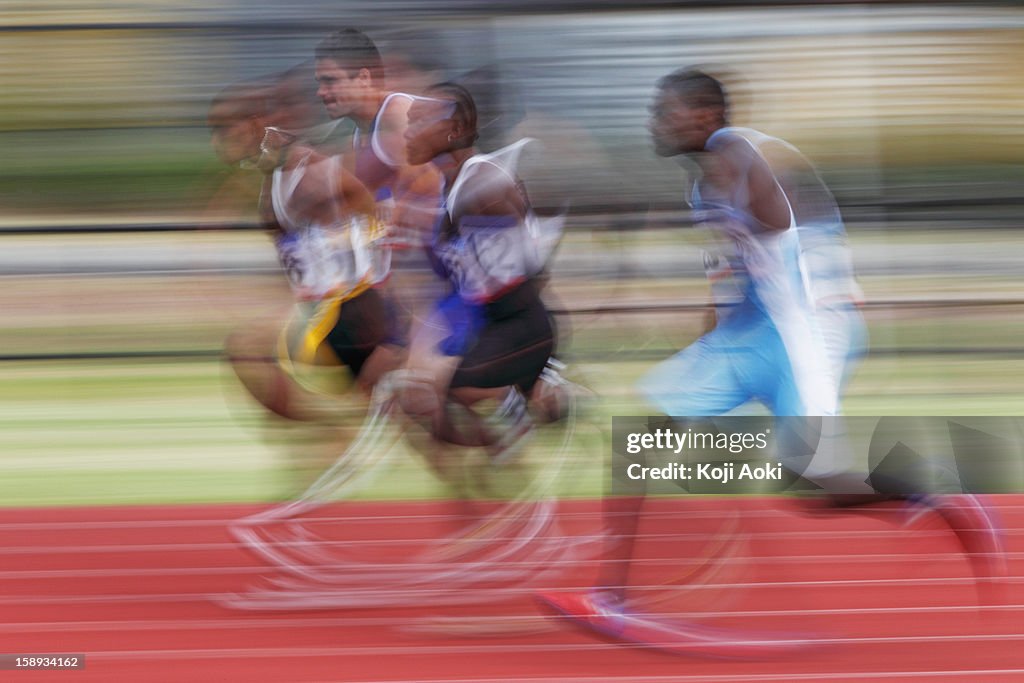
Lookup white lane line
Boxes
[4,602,1024,632]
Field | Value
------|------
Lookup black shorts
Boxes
[325,287,401,378]
[450,280,555,394]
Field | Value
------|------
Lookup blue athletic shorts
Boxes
[639,301,820,417]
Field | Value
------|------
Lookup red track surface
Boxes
[2,496,1022,682]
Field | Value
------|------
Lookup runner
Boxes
[398,81,567,463]
[537,67,1005,653]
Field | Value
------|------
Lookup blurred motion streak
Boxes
[1,2,1023,681]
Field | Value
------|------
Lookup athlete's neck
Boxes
[434,146,477,187]
[698,124,728,153]
[349,92,388,133]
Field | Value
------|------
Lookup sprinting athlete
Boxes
[537,67,1004,650]
[314,29,442,255]
[640,72,839,421]
[398,82,566,461]
[255,63,404,396]
[312,29,449,357]
[210,64,400,427]
[241,29,443,404]
[207,78,322,419]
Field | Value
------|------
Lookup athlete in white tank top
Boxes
[433,138,564,303]
[268,150,384,301]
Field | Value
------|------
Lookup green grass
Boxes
[2,347,1021,507]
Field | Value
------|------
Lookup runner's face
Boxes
[315,59,363,119]
[405,98,456,165]
[648,89,706,156]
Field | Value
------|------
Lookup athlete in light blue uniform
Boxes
[538,71,1003,649]
[539,71,855,648]
[639,102,856,420]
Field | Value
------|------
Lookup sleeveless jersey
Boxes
[432,139,564,303]
[696,127,840,415]
[270,152,383,300]
[699,127,863,311]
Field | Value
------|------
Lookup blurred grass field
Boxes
[2,228,1022,507]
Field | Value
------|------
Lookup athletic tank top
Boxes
[697,127,840,415]
[699,127,862,310]
[431,139,564,303]
[270,152,384,299]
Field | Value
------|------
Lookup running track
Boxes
[2,497,1022,682]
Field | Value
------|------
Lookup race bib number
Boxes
[437,221,530,300]
[276,233,313,291]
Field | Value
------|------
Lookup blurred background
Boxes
[3,1,1023,507]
